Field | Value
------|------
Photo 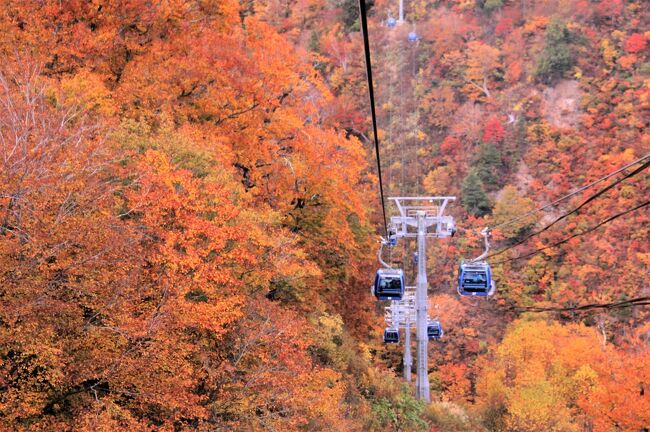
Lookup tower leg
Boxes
[404,320,412,382]
[415,211,430,402]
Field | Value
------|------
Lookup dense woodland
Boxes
[0,0,648,431]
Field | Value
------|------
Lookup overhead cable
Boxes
[492,153,650,230]
[508,296,650,313]
[358,0,389,237]
[488,158,650,259]
[493,199,650,265]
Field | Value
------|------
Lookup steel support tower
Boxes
[415,211,429,400]
[388,197,455,402]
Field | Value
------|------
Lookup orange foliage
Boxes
[0,1,376,429]
[1,0,649,429]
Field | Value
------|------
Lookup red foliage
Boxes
[440,135,462,154]
[495,17,514,37]
[483,115,505,143]
[625,33,647,54]
[595,0,623,19]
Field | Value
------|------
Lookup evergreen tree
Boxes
[461,170,492,217]
[482,0,503,13]
[339,0,372,32]
[475,143,504,191]
[308,30,321,53]
[534,18,574,83]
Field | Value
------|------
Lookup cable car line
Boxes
[385,45,396,264]
[493,199,650,265]
[361,2,647,389]
[490,153,650,231]
[410,30,420,195]
[358,0,389,238]
[487,157,650,260]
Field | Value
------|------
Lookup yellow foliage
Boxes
[455,0,475,12]
[59,70,115,116]
[610,30,625,41]
[573,66,582,79]
[465,41,501,84]
[600,38,617,66]
[423,166,453,195]
[477,320,650,432]
[571,364,598,398]
[492,186,536,238]
[522,16,549,35]
[505,381,578,432]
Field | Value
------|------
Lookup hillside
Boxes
[0,0,648,431]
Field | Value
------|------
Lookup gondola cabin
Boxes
[427,321,443,340]
[384,328,400,344]
[387,17,397,28]
[458,262,495,296]
[408,31,418,42]
[374,268,405,300]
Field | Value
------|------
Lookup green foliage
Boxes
[482,0,503,13]
[267,277,309,303]
[479,397,508,432]
[475,143,505,191]
[535,19,574,83]
[367,386,427,432]
[309,30,321,53]
[461,170,492,217]
[113,119,214,178]
[185,289,209,302]
[337,0,365,32]
[492,186,536,238]
[611,292,632,321]
[513,117,527,155]
[638,62,650,76]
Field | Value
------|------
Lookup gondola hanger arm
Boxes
[469,227,491,263]
[377,237,393,269]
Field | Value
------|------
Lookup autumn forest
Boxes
[0,0,648,431]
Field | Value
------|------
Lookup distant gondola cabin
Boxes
[384,328,400,343]
[427,321,443,340]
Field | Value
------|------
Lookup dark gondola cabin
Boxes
[383,328,400,344]
[458,262,495,296]
[387,229,398,246]
[374,268,405,300]
[427,321,443,340]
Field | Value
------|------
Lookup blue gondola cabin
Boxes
[374,268,405,300]
[458,262,495,296]
[427,321,443,340]
[384,328,400,344]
